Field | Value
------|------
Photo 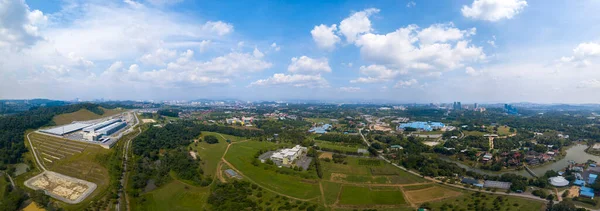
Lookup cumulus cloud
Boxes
[288,56,332,74]
[339,8,379,43]
[417,23,476,44]
[394,79,418,88]
[355,24,485,72]
[250,74,329,88]
[253,48,264,58]
[270,43,281,51]
[461,0,528,21]
[350,65,403,83]
[406,1,416,8]
[0,0,48,50]
[465,66,482,76]
[139,48,177,66]
[560,42,600,67]
[311,24,340,50]
[202,21,234,36]
[339,87,361,92]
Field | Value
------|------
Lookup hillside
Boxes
[52,107,124,125]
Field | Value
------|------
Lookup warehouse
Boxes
[40,123,91,136]
[96,121,127,136]
[82,119,121,133]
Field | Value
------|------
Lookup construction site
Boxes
[24,171,97,204]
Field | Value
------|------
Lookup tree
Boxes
[31,190,50,208]
[204,135,219,144]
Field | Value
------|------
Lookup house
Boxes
[482,153,493,161]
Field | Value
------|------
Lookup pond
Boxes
[439,144,600,178]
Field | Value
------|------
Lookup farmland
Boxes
[52,107,125,125]
[338,185,406,206]
[314,140,366,154]
[322,156,427,184]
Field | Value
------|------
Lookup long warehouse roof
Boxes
[40,123,91,135]
[83,119,120,132]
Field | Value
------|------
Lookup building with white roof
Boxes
[270,145,307,166]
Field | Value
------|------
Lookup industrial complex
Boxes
[38,112,135,149]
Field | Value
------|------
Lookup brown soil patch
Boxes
[567,186,580,198]
[404,186,462,204]
[330,173,347,183]
[319,152,333,159]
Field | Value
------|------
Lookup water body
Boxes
[439,144,600,178]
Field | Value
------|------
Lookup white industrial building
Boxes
[270,145,307,166]
[40,123,91,136]
[82,119,127,142]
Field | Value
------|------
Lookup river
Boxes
[439,144,600,178]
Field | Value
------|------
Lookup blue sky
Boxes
[2,0,600,103]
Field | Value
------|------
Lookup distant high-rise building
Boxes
[474,103,478,109]
[453,101,462,110]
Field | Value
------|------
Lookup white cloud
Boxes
[355,24,485,73]
[202,21,234,36]
[199,40,211,52]
[139,48,177,66]
[250,73,329,88]
[560,42,600,67]
[253,48,264,58]
[465,66,482,76]
[311,24,340,50]
[0,0,48,50]
[406,1,416,8]
[461,0,528,22]
[350,65,403,83]
[417,23,476,44]
[339,8,379,43]
[394,79,418,88]
[270,42,281,51]
[288,56,332,74]
[578,79,600,89]
[339,87,361,92]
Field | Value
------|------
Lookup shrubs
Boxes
[204,135,219,144]
[531,189,548,199]
[573,197,598,206]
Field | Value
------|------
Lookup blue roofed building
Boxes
[581,187,595,199]
[397,121,445,131]
[574,180,586,186]
[589,174,598,185]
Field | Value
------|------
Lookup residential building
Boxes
[270,145,307,166]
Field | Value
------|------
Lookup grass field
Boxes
[191,132,237,177]
[339,185,406,205]
[224,141,322,200]
[322,181,342,205]
[404,186,462,203]
[26,132,111,208]
[133,180,210,211]
[0,174,7,197]
[322,157,426,185]
[426,189,544,211]
[314,140,366,154]
[52,107,124,125]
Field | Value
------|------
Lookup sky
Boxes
[2,0,600,103]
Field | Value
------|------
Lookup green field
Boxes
[322,157,426,184]
[224,141,322,200]
[339,185,406,205]
[52,107,124,125]
[425,187,543,211]
[133,180,210,211]
[322,181,342,205]
[314,140,366,154]
[191,132,232,177]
